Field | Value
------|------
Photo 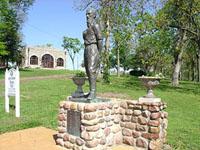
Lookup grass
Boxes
[0,68,76,79]
[0,69,200,149]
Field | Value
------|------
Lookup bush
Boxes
[129,69,146,76]
[74,71,86,77]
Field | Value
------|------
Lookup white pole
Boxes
[15,67,20,117]
[5,69,9,113]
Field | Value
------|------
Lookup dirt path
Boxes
[0,127,135,150]
[0,74,72,84]
[0,127,64,150]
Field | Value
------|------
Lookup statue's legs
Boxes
[86,76,96,99]
[84,44,100,100]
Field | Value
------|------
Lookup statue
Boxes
[83,8,103,100]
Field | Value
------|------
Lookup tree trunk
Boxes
[5,57,8,68]
[172,55,182,86]
[72,59,75,70]
[179,69,182,81]
[117,46,120,77]
[188,66,190,81]
[123,66,126,75]
[192,58,195,81]
[102,18,110,83]
[187,62,192,81]
[172,30,187,86]
[197,50,200,82]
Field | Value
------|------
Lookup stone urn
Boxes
[72,77,87,98]
[139,76,161,102]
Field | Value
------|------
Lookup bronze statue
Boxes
[83,8,103,100]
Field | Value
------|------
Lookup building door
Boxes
[42,54,54,68]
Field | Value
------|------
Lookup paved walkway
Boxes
[0,127,135,150]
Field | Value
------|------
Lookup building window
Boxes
[57,58,64,66]
[30,55,38,65]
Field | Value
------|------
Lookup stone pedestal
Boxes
[56,97,168,150]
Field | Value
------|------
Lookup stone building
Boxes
[22,45,67,69]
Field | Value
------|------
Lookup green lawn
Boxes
[0,69,200,149]
[0,68,75,79]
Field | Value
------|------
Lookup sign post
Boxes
[5,67,20,117]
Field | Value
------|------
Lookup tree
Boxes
[111,2,134,76]
[0,1,10,58]
[182,40,197,81]
[0,42,8,56]
[75,0,136,82]
[156,0,192,86]
[135,29,173,75]
[62,36,83,70]
[182,0,200,82]
[0,0,35,65]
[76,0,200,85]
[156,0,200,86]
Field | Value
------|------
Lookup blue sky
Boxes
[22,0,86,69]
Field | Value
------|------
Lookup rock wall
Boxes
[57,97,168,150]
[120,101,168,149]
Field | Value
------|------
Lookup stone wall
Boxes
[57,97,168,150]
[120,101,168,149]
[21,46,67,69]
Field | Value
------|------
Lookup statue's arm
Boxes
[93,24,103,52]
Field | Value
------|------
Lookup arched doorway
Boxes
[42,54,54,68]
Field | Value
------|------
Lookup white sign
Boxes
[5,67,20,117]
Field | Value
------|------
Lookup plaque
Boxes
[67,110,81,137]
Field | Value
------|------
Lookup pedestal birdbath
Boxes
[71,77,87,98]
[139,76,161,102]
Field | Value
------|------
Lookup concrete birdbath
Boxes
[138,76,161,102]
[71,76,87,98]
[71,71,87,99]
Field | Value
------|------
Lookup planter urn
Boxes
[139,76,161,102]
[72,77,87,98]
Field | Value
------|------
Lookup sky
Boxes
[22,0,86,69]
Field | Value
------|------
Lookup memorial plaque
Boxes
[67,110,81,137]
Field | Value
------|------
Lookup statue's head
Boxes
[86,8,96,27]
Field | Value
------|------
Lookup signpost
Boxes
[5,67,20,117]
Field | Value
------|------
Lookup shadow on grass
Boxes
[158,79,200,95]
[19,68,34,72]
[111,75,200,95]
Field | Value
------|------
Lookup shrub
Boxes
[74,71,86,77]
[129,69,146,76]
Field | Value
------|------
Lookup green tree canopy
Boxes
[0,0,34,65]
[62,36,83,70]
